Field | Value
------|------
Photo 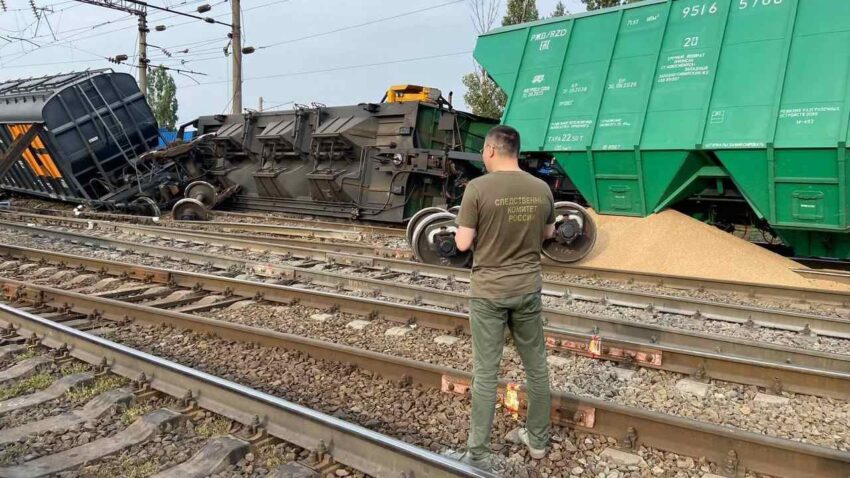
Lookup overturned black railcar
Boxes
[0,69,181,215]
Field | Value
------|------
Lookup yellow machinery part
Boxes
[385,85,442,104]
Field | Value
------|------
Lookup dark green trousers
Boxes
[467,291,550,458]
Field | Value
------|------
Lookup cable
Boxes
[152,0,467,65]
[178,50,472,89]
[0,0,229,65]
[256,0,464,51]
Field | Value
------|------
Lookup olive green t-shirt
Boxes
[456,171,555,298]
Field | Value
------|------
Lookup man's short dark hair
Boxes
[485,125,521,158]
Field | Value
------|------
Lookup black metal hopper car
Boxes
[0,70,182,215]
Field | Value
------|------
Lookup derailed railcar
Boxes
[0,70,179,215]
[166,86,502,222]
[475,0,850,259]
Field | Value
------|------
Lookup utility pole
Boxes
[73,1,147,90]
[231,0,242,114]
[258,96,263,112]
[73,0,233,92]
[138,14,148,92]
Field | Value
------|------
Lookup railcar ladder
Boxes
[75,79,145,192]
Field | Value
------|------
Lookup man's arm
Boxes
[543,189,556,241]
[454,183,479,252]
[543,223,555,241]
[455,226,476,252]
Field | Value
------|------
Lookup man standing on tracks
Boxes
[453,125,555,470]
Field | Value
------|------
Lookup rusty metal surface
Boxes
[1,294,848,477]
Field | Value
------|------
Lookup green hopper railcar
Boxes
[474,0,850,259]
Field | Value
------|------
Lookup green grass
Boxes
[120,403,152,427]
[60,361,90,376]
[255,443,284,469]
[13,348,38,361]
[66,375,128,406]
[0,372,54,401]
[195,417,232,438]
[85,453,159,478]
[0,442,28,466]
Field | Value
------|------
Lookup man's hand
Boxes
[543,223,555,241]
[455,226,476,252]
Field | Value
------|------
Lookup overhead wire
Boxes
[0,0,231,66]
[256,0,464,51]
[150,0,468,65]
[178,50,472,89]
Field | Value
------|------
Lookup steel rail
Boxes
[0,304,492,478]
[0,212,402,258]
[543,263,850,307]
[5,207,850,307]
[4,220,850,378]
[174,218,405,237]
[6,210,850,314]
[0,211,364,243]
[2,287,847,478]
[0,205,404,239]
[0,245,847,400]
[3,215,850,341]
[0,205,162,224]
[3,222,850,380]
[795,268,850,287]
[194,209,406,236]
[166,220,366,242]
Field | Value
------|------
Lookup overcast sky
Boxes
[0,0,588,123]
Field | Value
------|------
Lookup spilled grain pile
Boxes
[577,209,846,289]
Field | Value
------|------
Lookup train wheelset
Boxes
[405,201,597,267]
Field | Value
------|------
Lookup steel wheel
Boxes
[405,207,447,246]
[172,197,209,221]
[130,197,161,218]
[411,211,471,268]
[184,180,218,208]
[542,201,597,263]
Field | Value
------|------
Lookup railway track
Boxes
[4,218,850,345]
[5,208,850,310]
[0,210,409,259]
[5,210,850,323]
[2,207,850,475]
[0,303,494,478]
[2,216,849,352]
[0,204,405,239]
[0,266,848,477]
[9,206,850,307]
